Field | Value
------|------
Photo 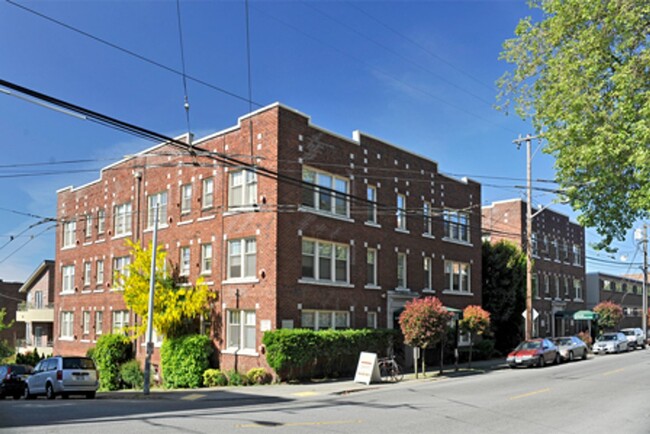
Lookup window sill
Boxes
[442,290,474,296]
[221,348,259,357]
[394,228,410,235]
[298,279,354,288]
[144,225,169,233]
[197,215,216,222]
[223,277,260,285]
[364,284,381,290]
[58,337,74,342]
[93,288,104,293]
[422,233,435,240]
[83,242,93,247]
[61,245,76,251]
[178,219,194,226]
[364,221,381,229]
[81,289,92,294]
[80,339,91,343]
[394,287,412,292]
[59,291,75,296]
[573,298,584,302]
[298,207,353,223]
[422,289,436,294]
[442,237,472,247]
[224,206,261,216]
[112,233,132,240]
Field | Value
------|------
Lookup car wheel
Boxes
[62,393,69,399]
[538,356,545,368]
[568,351,574,362]
[582,349,588,360]
[45,383,56,400]
[23,386,34,400]
[86,392,96,399]
[13,393,21,400]
[554,354,561,365]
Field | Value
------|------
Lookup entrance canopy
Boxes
[573,310,599,321]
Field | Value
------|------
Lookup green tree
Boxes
[0,308,14,362]
[118,239,216,339]
[399,296,452,376]
[593,301,623,331]
[482,241,526,354]
[459,305,491,369]
[498,0,650,248]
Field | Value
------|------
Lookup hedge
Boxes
[262,328,397,381]
[161,334,213,388]
[94,334,133,391]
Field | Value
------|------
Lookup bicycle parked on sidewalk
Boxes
[377,356,404,382]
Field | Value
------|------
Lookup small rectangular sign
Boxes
[354,352,381,385]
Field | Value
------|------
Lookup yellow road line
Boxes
[236,419,363,429]
[603,368,625,376]
[181,393,206,401]
[509,388,551,401]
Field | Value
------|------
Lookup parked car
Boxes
[620,328,646,349]
[592,332,629,354]
[0,364,33,399]
[506,338,560,368]
[24,356,98,399]
[552,336,589,362]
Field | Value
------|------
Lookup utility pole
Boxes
[143,204,159,395]
[514,134,542,341]
[643,224,648,342]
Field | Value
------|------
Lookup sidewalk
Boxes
[98,358,508,401]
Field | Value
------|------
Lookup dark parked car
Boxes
[552,336,589,362]
[506,338,560,368]
[0,364,33,399]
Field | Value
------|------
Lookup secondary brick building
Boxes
[54,103,482,374]
[482,199,587,338]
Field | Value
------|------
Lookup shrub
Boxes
[161,334,213,389]
[203,369,228,387]
[263,328,397,381]
[577,331,593,347]
[86,347,96,361]
[120,359,144,389]
[226,369,247,386]
[16,349,44,367]
[246,367,272,385]
[94,334,133,391]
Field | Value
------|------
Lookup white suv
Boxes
[620,328,646,349]
[24,356,98,399]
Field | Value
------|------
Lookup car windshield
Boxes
[516,341,541,350]
[62,357,96,370]
[597,334,617,341]
[555,338,572,346]
[621,330,634,336]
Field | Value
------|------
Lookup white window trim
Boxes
[301,309,350,331]
[228,169,258,210]
[225,309,257,353]
[443,260,471,294]
[227,238,257,280]
[302,166,350,218]
[300,238,350,284]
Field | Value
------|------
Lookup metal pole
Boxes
[143,204,159,395]
[643,224,648,342]
[525,136,533,340]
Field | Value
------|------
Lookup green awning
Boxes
[573,310,599,321]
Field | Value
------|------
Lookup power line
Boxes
[0,224,55,265]
[175,0,192,139]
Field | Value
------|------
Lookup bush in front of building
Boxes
[94,333,133,391]
[161,334,213,389]
[225,369,247,386]
[119,359,144,389]
[16,349,45,367]
[203,369,228,387]
[263,328,398,381]
[246,367,272,385]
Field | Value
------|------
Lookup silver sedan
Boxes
[552,336,589,362]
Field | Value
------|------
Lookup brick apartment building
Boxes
[482,199,587,338]
[586,272,648,330]
[54,103,482,373]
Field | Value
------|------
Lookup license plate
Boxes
[515,358,522,363]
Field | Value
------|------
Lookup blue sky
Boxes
[0,0,641,282]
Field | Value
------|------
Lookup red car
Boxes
[506,338,560,368]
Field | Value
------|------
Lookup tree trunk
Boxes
[413,346,419,379]
[468,343,473,369]
[421,351,426,377]
[439,340,444,375]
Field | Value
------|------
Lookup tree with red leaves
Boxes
[459,305,491,368]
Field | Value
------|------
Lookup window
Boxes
[228,238,257,279]
[82,311,91,335]
[542,235,549,255]
[551,239,559,260]
[602,279,611,291]
[367,311,378,329]
[302,167,349,217]
[366,248,378,287]
[201,243,212,275]
[96,260,104,285]
[62,265,75,293]
[532,273,539,298]
[544,274,550,295]
[85,214,93,238]
[112,256,131,289]
[573,244,582,266]
[180,247,191,277]
[34,291,43,309]
[396,194,407,230]
[443,210,470,242]
[366,186,377,224]
[226,310,256,351]
[574,279,583,300]
[302,310,349,330]
[181,184,192,214]
[83,262,91,287]
[113,202,132,236]
[301,239,349,283]
[554,276,561,299]
[63,220,76,248]
[229,169,258,209]
[531,233,538,256]
[561,241,569,262]
[397,252,407,289]
[202,178,214,209]
[564,277,570,296]
[423,202,432,235]
[60,311,74,339]
[147,191,168,229]
[112,310,129,333]
[97,209,105,235]
[444,261,471,293]
[424,257,433,290]
[95,311,103,336]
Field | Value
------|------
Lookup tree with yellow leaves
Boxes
[118,239,215,339]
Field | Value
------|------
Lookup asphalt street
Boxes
[1,349,649,433]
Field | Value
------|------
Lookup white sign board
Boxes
[354,352,381,385]
[521,308,539,320]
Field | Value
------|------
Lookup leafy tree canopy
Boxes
[459,305,491,337]
[593,300,623,331]
[499,0,650,248]
[0,308,14,361]
[399,296,452,349]
[119,239,216,339]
